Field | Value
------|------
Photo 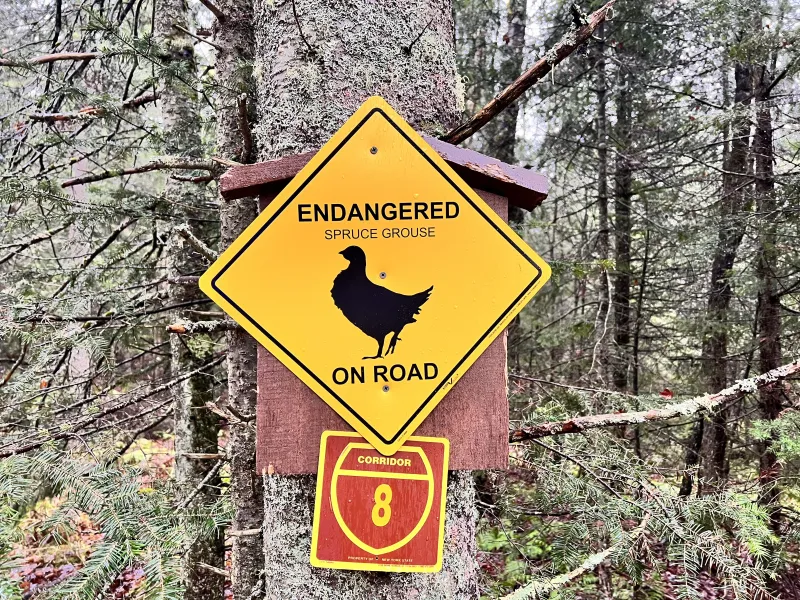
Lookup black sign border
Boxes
[211,107,544,446]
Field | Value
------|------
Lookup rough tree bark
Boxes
[695,61,753,495]
[592,21,611,386]
[753,60,782,531]
[214,0,265,595]
[481,0,527,226]
[612,68,632,393]
[253,1,477,597]
[155,0,224,596]
[476,0,527,374]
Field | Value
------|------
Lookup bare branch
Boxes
[197,0,227,23]
[212,156,242,168]
[178,459,224,510]
[442,0,615,145]
[170,173,215,183]
[173,24,223,51]
[29,91,160,123]
[122,90,160,109]
[61,156,218,188]
[0,51,104,67]
[238,94,254,163]
[197,562,230,578]
[182,452,226,459]
[167,320,238,334]
[169,275,201,285]
[174,223,218,261]
[0,220,74,266]
[510,358,800,443]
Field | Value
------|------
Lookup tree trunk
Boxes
[696,61,753,494]
[612,70,632,393]
[753,61,782,532]
[592,21,610,386]
[214,0,265,595]
[482,0,526,225]
[253,1,476,597]
[156,0,224,596]
[479,0,526,372]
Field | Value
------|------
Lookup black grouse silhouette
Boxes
[331,246,433,359]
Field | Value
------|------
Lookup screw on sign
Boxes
[311,431,449,572]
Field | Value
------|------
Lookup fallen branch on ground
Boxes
[442,0,615,145]
[509,358,800,443]
[61,156,218,188]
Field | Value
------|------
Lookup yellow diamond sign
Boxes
[200,97,550,455]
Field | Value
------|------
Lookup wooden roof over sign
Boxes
[219,134,548,211]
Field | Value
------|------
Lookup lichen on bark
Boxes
[253,0,463,159]
[155,0,225,595]
[262,471,477,599]
[252,1,478,597]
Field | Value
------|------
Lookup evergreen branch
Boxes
[28,91,160,122]
[0,219,74,265]
[52,216,137,297]
[167,320,238,334]
[510,359,800,443]
[502,514,651,599]
[61,157,219,188]
[0,51,104,67]
[442,0,615,145]
[0,355,225,457]
[0,341,28,388]
[173,223,218,261]
[16,298,211,323]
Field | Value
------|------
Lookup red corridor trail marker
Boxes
[311,431,449,572]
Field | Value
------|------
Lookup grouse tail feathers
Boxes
[410,285,433,315]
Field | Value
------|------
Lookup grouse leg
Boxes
[363,337,385,360]
[387,332,402,355]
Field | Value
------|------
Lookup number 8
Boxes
[371,483,392,527]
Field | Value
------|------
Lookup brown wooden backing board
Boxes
[255,190,510,474]
[220,136,547,212]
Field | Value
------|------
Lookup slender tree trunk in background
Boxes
[612,70,632,393]
[696,62,753,495]
[253,1,477,597]
[156,1,224,596]
[592,21,610,386]
[214,0,265,595]
[589,30,620,592]
[679,60,734,498]
[481,0,526,225]
[480,0,526,371]
[753,62,782,532]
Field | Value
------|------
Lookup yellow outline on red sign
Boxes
[310,431,449,573]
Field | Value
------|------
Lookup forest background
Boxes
[0,0,799,598]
